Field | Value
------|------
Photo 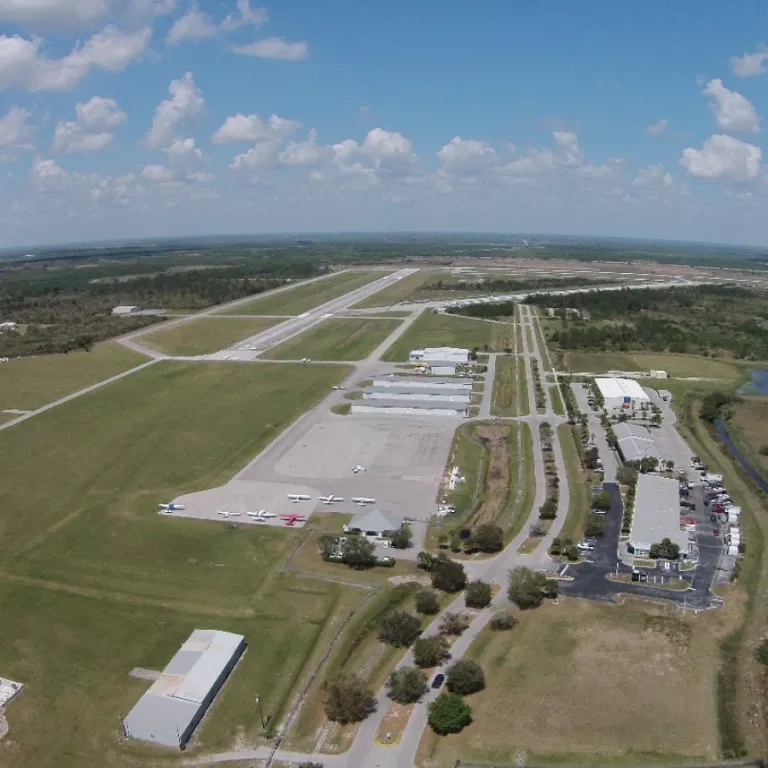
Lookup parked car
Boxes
[431,673,445,689]
[713,529,720,537]
[578,541,595,551]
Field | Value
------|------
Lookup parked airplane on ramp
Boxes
[280,513,306,527]
[159,502,185,511]
[287,494,311,502]
[351,497,375,505]
[247,509,277,520]
[319,495,343,504]
[217,510,241,518]
[352,465,367,473]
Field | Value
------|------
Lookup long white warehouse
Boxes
[363,388,471,404]
[352,400,467,417]
[595,376,650,414]
[123,629,246,749]
[373,376,472,391]
[629,474,689,557]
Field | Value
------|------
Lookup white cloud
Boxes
[679,134,762,180]
[0,25,150,92]
[437,137,498,172]
[164,136,202,166]
[54,97,126,154]
[631,163,674,189]
[362,128,412,160]
[146,71,204,148]
[212,112,300,144]
[730,48,768,78]
[141,163,175,183]
[231,36,308,60]
[222,0,267,30]
[280,130,329,167]
[167,6,218,45]
[646,119,668,136]
[0,105,35,149]
[0,0,109,29]
[229,140,282,172]
[703,78,760,133]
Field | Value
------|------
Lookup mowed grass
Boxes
[0,361,355,767]
[565,350,741,380]
[262,317,402,361]
[491,356,528,416]
[0,342,148,411]
[418,598,732,766]
[557,423,591,543]
[352,270,433,308]
[728,396,768,476]
[140,316,283,355]
[382,310,515,361]
[232,271,387,316]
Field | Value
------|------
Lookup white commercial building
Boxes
[373,376,471,391]
[595,377,650,414]
[351,400,467,417]
[629,474,689,557]
[409,346,470,365]
[123,629,246,749]
[614,423,663,464]
[363,388,470,405]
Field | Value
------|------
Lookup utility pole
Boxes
[255,694,269,729]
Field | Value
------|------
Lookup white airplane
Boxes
[247,509,277,520]
[287,493,312,502]
[217,509,241,518]
[319,495,344,504]
[301,357,312,363]
[352,465,367,473]
[332,385,345,391]
[158,502,185,511]
[351,497,375,505]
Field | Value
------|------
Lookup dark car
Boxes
[431,673,445,689]
[713,529,720,537]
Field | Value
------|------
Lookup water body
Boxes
[737,369,768,395]
[714,418,768,495]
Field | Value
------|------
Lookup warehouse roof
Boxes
[614,423,662,463]
[630,474,688,553]
[363,387,471,400]
[124,629,244,747]
[374,376,472,387]
[348,509,404,533]
[352,399,468,411]
[595,377,650,401]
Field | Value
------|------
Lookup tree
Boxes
[378,611,422,647]
[413,636,450,668]
[489,610,517,631]
[592,491,610,511]
[584,514,605,538]
[439,611,470,636]
[464,580,492,609]
[507,567,557,610]
[427,692,472,735]
[431,557,467,593]
[415,589,440,615]
[417,551,436,571]
[473,524,504,553]
[649,537,680,560]
[386,667,428,704]
[318,534,339,560]
[446,660,485,695]
[539,499,557,520]
[390,524,413,550]
[342,536,377,570]
[323,675,375,724]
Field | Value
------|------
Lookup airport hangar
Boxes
[595,376,650,415]
[614,422,664,463]
[628,474,690,558]
[123,629,246,749]
[352,375,472,417]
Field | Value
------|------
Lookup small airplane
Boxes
[352,465,367,473]
[247,509,277,520]
[217,509,241,518]
[280,513,307,527]
[318,495,344,504]
[351,496,375,506]
[332,385,345,391]
[158,502,185,512]
[287,493,311,502]
[301,357,312,364]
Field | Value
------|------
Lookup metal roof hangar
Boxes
[123,629,246,749]
[629,474,689,557]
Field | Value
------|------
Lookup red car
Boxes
[713,529,720,537]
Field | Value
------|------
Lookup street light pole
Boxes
[255,694,269,729]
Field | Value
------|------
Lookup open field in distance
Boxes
[140,316,283,356]
[727,396,768,477]
[232,271,387,316]
[352,270,434,308]
[565,350,742,380]
[382,310,515,361]
[417,598,733,767]
[0,361,353,766]
[0,342,148,411]
[262,317,402,361]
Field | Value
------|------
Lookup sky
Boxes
[1,1,768,247]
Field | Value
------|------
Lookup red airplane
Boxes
[280,513,307,527]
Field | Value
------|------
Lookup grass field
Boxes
[351,270,433,308]
[141,316,283,355]
[557,423,591,543]
[550,385,565,416]
[0,342,148,411]
[727,397,768,476]
[491,356,528,417]
[232,271,386,316]
[0,361,353,767]
[262,317,402,361]
[565,350,741,380]
[417,598,734,766]
[382,310,515,361]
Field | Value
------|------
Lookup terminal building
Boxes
[123,629,246,749]
[614,423,663,463]
[628,474,689,558]
[595,377,650,415]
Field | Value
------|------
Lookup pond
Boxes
[738,369,768,395]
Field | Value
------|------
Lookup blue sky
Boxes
[1,0,768,247]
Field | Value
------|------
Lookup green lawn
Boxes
[491,356,527,416]
[382,310,515,361]
[262,317,402,361]
[0,342,148,411]
[565,350,741,380]
[141,316,283,355]
[351,270,433,308]
[0,361,355,767]
[232,271,387,316]
[557,423,591,543]
[550,385,565,416]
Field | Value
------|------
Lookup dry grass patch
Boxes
[418,598,737,767]
[728,396,768,476]
[376,701,413,746]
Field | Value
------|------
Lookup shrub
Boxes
[489,610,517,631]
[464,580,492,609]
[428,692,472,735]
[386,667,428,704]
[378,611,422,648]
[756,639,768,666]
[390,524,413,550]
[415,589,440,615]
[446,660,485,695]
[342,536,377,570]
[439,611,470,636]
[472,524,504,553]
[431,557,467,593]
[413,636,450,668]
[507,566,558,609]
[323,675,375,724]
